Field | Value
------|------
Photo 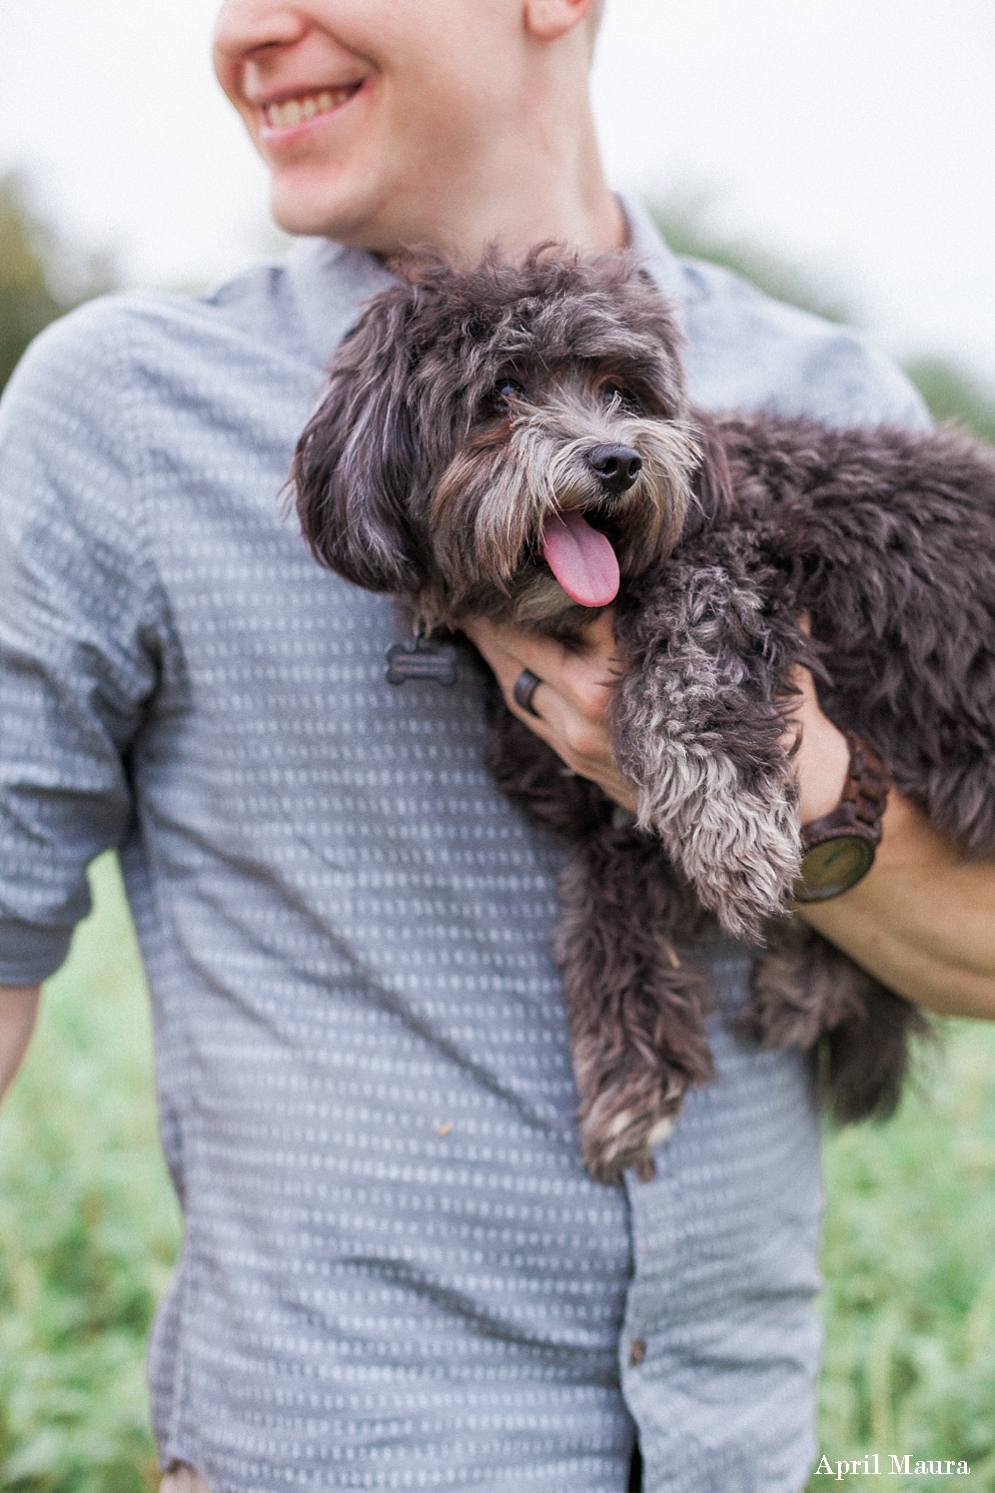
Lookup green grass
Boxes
[812,1029,995,1491]
[0,855,180,1492]
[1,857,993,1490]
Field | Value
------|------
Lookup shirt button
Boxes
[629,1338,647,1367]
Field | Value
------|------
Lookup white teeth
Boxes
[264,88,353,129]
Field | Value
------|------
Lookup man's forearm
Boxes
[799,792,995,1020]
[466,615,995,1023]
[0,985,41,1101]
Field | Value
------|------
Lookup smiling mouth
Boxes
[262,86,360,129]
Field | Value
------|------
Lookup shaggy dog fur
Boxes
[291,251,995,1184]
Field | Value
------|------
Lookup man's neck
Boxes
[448,118,626,263]
[338,98,625,266]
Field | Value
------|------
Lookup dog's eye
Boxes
[495,378,526,403]
[602,383,628,406]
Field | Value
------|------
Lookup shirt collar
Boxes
[618,196,687,332]
[285,236,395,368]
[286,193,686,367]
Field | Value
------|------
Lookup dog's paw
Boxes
[637,745,801,942]
[579,1089,684,1186]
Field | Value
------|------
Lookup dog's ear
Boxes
[687,406,734,524]
[292,293,422,594]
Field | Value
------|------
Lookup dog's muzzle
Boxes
[586,443,643,494]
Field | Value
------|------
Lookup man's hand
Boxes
[465,616,995,1022]
[464,612,847,819]
[463,612,639,811]
[0,984,41,1103]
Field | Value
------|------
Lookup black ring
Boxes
[513,668,542,718]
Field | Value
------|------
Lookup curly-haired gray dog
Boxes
[291,250,995,1183]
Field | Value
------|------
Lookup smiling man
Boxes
[1,3,994,1492]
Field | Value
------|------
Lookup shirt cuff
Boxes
[0,918,75,985]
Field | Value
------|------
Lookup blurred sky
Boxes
[1,0,993,383]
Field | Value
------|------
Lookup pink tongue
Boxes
[541,510,620,607]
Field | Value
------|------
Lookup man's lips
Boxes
[257,83,363,132]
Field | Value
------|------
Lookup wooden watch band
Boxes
[800,729,891,855]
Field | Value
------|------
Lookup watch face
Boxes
[794,835,876,902]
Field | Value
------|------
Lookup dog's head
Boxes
[293,249,704,631]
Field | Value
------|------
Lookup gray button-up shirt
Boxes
[0,200,928,1492]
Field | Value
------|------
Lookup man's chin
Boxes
[269,177,385,247]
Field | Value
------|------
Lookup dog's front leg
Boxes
[613,560,803,943]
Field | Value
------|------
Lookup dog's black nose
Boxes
[587,443,643,493]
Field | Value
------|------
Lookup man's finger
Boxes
[464,613,621,719]
[467,625,579,745]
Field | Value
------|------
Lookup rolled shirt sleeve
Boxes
[0,304,162,982]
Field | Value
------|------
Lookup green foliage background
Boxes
[0,859,180,1492]
[0,178,65,394]
[1,183,995,1490]
[0,176,113,394]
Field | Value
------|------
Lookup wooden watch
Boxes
[793,729,890,903]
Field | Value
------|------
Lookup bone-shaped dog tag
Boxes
[385,637,460,687]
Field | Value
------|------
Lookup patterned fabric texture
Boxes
[0,200,928,1491]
